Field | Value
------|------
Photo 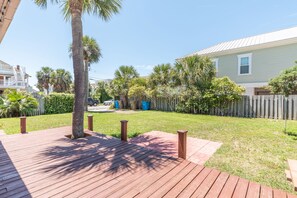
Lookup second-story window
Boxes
[238,53,252,75]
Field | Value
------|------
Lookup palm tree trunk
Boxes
[70,1,85,139]
[84,60,88,111]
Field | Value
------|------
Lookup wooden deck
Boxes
[0,126,296,198]
[129,131,222,165]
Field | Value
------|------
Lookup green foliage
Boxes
[44,93,74,114]
[174,55,216,91]
[36,67,72,93]
[111,66,139,108]
[204,77,245,114]
[36,66,54,93]
[269,65,297,97]
[128,85,146,99]
[92,81,112,102]
[174,55,216,113]
[0,89,38,117]
[50,69,73,93]
[148,63,174,87]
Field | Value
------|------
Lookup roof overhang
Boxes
[0,0,20,43]
[198,37,297,57]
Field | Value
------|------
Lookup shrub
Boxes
[44,93,74,114]
[0,89,38,117]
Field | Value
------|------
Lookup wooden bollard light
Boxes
[177,130,188,159]
[20,117,27,134]
[120,120,128,141]
[88,115,93,131]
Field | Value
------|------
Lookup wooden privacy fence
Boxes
[151,95,297,120]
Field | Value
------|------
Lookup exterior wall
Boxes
[215,43,297,84]
[213,43,297,95]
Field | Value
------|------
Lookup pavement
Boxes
[87,105,114,112]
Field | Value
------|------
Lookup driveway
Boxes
[88,105,114,112]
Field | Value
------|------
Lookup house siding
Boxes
[215,43,297,84]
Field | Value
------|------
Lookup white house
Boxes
[185,26,297,95]
[0,60,30,94]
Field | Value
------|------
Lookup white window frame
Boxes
[237,53,252,75]
[212,58,219,72]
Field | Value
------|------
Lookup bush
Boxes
[44,93,74,114]
[0,89,38,117]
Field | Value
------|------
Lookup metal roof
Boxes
[189,26,297,57]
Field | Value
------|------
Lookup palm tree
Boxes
[174,55,216,92]
[69,36,101,110]
[34,0,122,139]
[148,63,173,88]
[50,69,73,93]
[36,67,54,95]
[113,66,139,108]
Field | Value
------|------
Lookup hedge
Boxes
[44,93,74,114]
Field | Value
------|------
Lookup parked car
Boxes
[88,98,99,106]
[103,99,114,106]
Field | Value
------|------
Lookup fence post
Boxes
[120,120,128,141]
[20,117,27,134]
[88,115,93,131]
[177,130,188,159]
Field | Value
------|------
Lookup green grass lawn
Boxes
[1,110,297,193]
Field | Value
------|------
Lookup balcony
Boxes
[0,80,27,89]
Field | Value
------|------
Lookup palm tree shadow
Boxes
[40,132,178,178]
[0,141,32,197]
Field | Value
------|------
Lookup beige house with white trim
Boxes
[185,27,297,95]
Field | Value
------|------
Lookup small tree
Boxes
[174,55,216,113]
[92,81,112,103]
[113,66,139,108]
[128,77,147,109]
[269,65,297,132]
[36,67,54,95]
[204,77,245,115]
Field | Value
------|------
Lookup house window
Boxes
[237,53,252,75]
[211,58,218,72]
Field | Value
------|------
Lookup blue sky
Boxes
[1,0,297,88]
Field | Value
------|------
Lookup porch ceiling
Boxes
[0,0,20,43]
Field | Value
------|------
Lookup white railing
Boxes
[0,80,27,88]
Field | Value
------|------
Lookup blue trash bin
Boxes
[141,101,150,110]
[114,100,119,109]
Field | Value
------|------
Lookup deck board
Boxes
[0,126,295,198]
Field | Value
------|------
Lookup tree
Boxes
[34,0,122,138]
[69,35,102,110]
[147,64,177,109]
[204,77,245,115]
[36,67,54,95]
[269,65,297,132]
[269,65,297,96]
[50,69,73,93]
[174,55,216,91]
[113,66,139,108]
[0,89,38,117]
[92,81,112,103]
[174,55,216,113]
[128,77,147,109]
[148,63,174,87]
